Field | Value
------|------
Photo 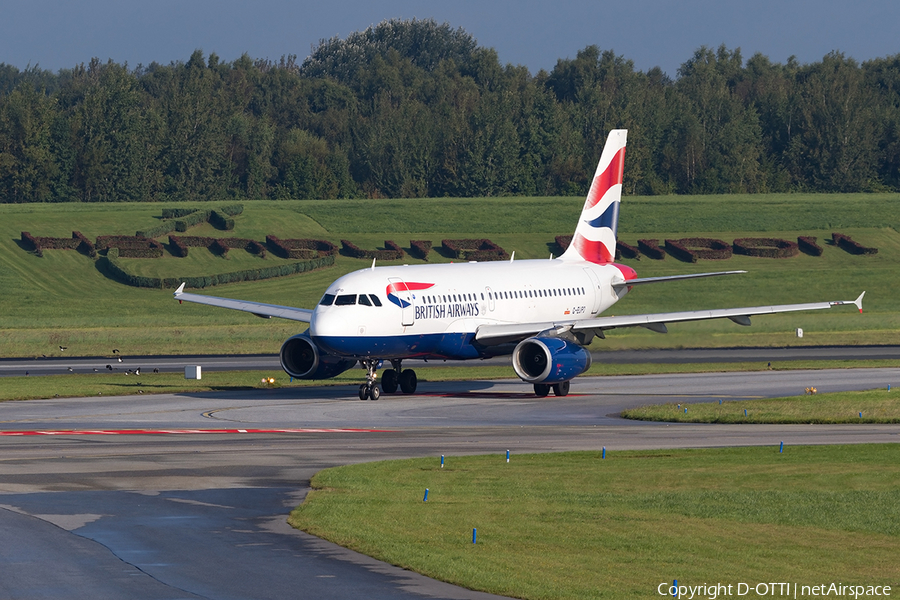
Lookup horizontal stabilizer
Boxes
[612,270,746,289]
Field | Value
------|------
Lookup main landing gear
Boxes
[357,358,418,400]
[533,380,570,398]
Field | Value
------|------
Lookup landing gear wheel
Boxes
[399,369,418,394]
[358,383,369,400]
[552,381,570,397]
[381,369,398,394]
[369,384,380,400]
[534,383,551,397]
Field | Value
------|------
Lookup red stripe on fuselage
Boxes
[386,281,435,295]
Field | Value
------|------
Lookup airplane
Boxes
[174,129,865,400]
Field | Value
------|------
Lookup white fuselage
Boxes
[309,258,633,360]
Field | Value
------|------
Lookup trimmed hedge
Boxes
[209,210,235,231]
[169,235,267,258]
[833,232,878,255]
[104,248,334,289]
[96,235,163,258]
[555,235,572,253]
[442,239,509,260]
[340,239,403,260]
[222,237,266,257]
[136,221,177,238]
[210,238,230,256]
[638,239,665,260]
[162,207,200,219]
[410,240,432,260]
[266,235,337,259]
[169,235,190,257]
[73,231,96,258]
[616,240,640,260]
[165,205,242,231]
[21,231,42,256]
[22,231,97,258]
[733,238,799,258]
[665,238,732,262]
[219,204,244,216]
[798,236,824,256]
[32,234,78,250]
[175,209,212,231]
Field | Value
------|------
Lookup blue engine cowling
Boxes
[511,337,592,384]
[280,333,356,380]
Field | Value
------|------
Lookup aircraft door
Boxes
[484,286,496,312]
[582,268,603,315]
[387,277,416,326]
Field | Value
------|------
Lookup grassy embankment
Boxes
[622,388,900,423]
[1,193,898,358]
[289,445,900,599]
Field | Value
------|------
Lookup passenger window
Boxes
[370,294,382,306]
[335,294,357,306]
[319,293,336,306]
[358,294,372,306]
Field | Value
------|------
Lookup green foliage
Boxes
[209,209,235,230]
[4,28,900,203]
[104,245,334,289]
[135,221,177,238]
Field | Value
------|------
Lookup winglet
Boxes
[829,291,865,313]
[174,282,186,297]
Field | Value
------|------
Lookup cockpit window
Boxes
[335,294,357,306]
[358,294,372,306]
[369,294,382,306]
[319,294,336,306]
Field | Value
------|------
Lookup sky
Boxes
[2,0,899,78]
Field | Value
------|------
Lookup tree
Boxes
[0,84,57,202]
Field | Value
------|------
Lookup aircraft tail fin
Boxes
[560,129,627,264]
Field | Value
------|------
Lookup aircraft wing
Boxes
[173,283,313,322]
[474,292,865,346]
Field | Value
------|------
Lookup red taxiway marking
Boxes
[0,428,392,436]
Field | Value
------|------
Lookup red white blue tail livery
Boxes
[561,129,626,264]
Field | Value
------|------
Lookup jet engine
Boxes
[511,337,592,384]
[280,332,356,379]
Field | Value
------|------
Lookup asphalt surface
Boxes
[1,370,899,599]
[2,345,899,377]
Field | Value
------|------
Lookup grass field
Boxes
[2,193,899,358]
[3,359,899,402]
[289,445,900,599]
[622,388,900,423]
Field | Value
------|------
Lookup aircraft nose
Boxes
[310,306,341,337]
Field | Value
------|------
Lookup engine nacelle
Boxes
[280,333,356,380]
[512,337,592,384]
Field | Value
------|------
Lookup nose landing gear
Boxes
[358,358,418,399]
[358,359,381,400]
